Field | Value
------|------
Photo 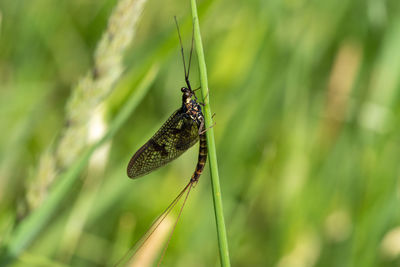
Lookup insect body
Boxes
[121,17,208,266]
[127,16,207,184]
[126,86,207,181]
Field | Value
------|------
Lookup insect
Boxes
[126,17,207,188]
[122,17,208,266]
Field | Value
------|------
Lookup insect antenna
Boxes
[174,16,194,91]
[187,20,195,85]
[157,180,194,266]
[114,182,192,267]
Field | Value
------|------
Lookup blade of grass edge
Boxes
[190,1,231,266]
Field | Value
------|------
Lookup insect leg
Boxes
[196,90,210,106]
[199,118,216,135]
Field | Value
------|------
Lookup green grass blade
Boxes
[190,1,231,266]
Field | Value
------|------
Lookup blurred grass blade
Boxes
[190,0,231,266]
[1,65,159,263]
[27,0,148,211]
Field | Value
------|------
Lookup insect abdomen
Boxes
[191,133,207,182]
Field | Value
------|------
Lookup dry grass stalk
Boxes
[27,0,148,210]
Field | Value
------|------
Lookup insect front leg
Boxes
[197,89,211,107]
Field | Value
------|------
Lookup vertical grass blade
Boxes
[190,1,231,266]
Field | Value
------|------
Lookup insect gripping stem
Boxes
[123,17,209,266]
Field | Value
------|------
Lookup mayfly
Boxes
[121,17,208,265]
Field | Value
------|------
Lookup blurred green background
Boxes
[1,0,400,266]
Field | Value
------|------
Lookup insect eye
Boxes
[181,87,186,92]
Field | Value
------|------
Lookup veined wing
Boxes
[127,108,200,179]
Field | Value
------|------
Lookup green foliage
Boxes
[1,0,400,266]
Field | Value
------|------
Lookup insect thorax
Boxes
[182,96,203,126]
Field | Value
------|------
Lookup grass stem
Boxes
[190,1,231,266]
